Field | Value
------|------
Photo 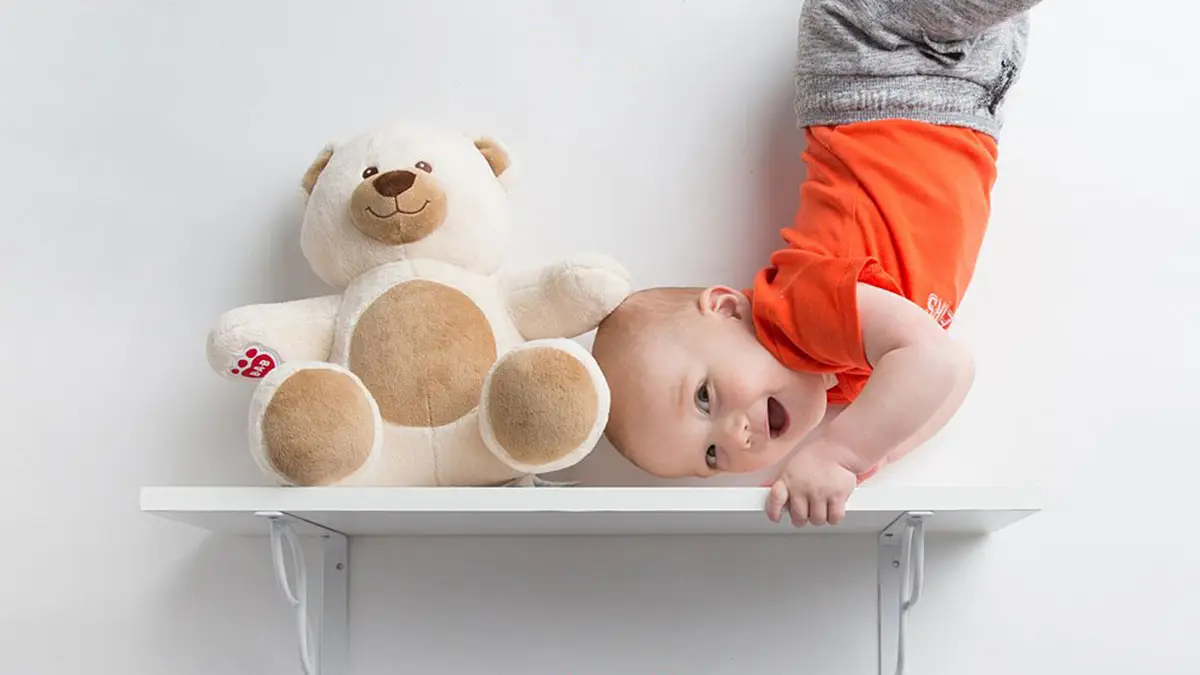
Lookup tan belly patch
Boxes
[349,280,497,427]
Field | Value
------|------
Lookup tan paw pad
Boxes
[262,369,375,485]
[486,347,598,466]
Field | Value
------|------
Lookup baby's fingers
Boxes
[827,496,847,526]
[808,497,828,526]
[766,481,789,523]
[788,494,809,528]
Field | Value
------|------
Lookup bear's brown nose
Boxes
[372,170,416,197]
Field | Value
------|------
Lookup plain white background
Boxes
[2,0,1197,673]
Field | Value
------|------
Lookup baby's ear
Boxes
[300,143,337,196]
[701,286,749,319]
[474,136,518,191]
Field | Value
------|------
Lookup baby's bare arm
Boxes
[766,283,974,527]
[822,283,975,473]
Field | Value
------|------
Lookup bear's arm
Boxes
[205,294,341,375]
[502,253,631,340]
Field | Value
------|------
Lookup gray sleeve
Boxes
[871,0,1045,42]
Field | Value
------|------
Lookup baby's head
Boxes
[592,286,832,478]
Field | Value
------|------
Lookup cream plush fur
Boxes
[207,119,631,487]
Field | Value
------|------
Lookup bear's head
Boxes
[298,119,516,289]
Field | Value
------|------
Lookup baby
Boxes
[592,0,1043,526]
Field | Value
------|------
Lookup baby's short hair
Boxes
[592,286,703,461]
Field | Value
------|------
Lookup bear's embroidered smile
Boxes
[349,167,447,245]
[366,199,430,219]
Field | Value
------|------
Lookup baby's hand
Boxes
[766,442,859,527]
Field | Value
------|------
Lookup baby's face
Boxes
[616,288,831,478]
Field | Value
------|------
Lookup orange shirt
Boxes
[749,120,999,404]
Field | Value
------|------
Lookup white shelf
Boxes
[140,485,1040,537]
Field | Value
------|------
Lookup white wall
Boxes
[2,1,1196,673]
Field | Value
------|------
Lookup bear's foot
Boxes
[249,363,382,486]
[480,339,609,474]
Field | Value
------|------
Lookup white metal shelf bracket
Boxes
[255,511,349,675]
[878,511,931,675]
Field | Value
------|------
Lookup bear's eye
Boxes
[416,161,433,173]
[362,166,379,179]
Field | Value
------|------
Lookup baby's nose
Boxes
[718,415,752,450]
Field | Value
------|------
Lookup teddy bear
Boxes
[205,118,631,487]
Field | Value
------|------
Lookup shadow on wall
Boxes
[141,530,303,673]
[162,169,334,488]
[136,510,996,674]
[351,533,879,674]
[750,77,807,278]
[263,185,333,304]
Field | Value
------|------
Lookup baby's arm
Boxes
[818,283,975,472]
[766,284,974,527]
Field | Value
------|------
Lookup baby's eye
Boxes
[705,445,718,469]
[694,381,711,413]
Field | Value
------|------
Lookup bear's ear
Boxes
[474,136,517,191]
[300,143,336,196]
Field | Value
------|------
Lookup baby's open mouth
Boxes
[767,397,789,439]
